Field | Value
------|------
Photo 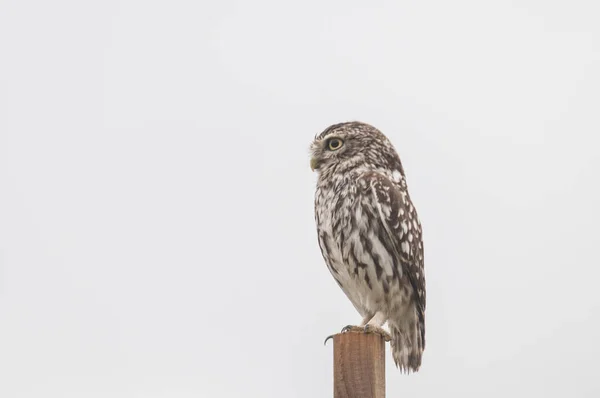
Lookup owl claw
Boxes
[341,325,356,333]
[364,325,392,341]
[341,325,364,334]
[324,325,358,346]
[326,324,391,345]
[342,324,392,341]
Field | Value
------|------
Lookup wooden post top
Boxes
[332,332,386,398]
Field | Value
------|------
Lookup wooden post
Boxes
[333,332,386,398]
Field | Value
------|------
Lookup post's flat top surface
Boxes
[333,332,386,398]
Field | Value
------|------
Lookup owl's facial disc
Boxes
[310,135,346,172]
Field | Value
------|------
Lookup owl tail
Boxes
[390,316,425,373]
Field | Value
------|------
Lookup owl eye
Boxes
[327,138,344,151]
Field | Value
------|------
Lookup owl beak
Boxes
[310,157,319,171]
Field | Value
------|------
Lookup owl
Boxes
[310,121,425,373]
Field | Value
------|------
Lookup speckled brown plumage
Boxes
[310,121,425,373]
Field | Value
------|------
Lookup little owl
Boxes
[310,121,425,373]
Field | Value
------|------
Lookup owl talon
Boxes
[341,325,356,333]
[325,325,361,345]
[340,325,365,334]
[364,325,392,341]
[324,334,335,346]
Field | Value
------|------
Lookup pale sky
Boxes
[1,1,599,397]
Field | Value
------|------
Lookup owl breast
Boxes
[315,176,410,319]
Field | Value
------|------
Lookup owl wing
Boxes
[358,172,426,314]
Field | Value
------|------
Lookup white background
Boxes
[1,1,599,397]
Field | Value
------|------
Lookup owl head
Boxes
[310,121,403,178]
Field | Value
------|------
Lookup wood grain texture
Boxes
[333,332,385,398]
